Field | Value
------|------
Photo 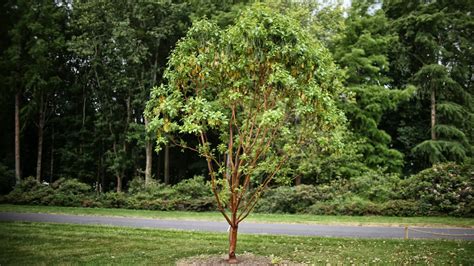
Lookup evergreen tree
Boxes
[384,0,473,168]
[334,0,414,173]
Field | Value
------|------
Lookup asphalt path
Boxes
[0,212,473,240]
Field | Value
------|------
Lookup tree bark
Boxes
[145,117,153,186]
[164,143,170,184]
[431,87,436,140]
[116,174,122,193]
[228,225,239,263]
[15,91,21,185]
[36,94,45,182]
[50,125,54,183]
[295,175,301,186]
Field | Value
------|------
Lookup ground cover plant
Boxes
[0,222,472,265]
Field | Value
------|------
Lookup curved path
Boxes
[0,212,473,240]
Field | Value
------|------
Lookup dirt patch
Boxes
[176,253,304,266]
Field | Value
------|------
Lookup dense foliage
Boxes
[0,0,472,219]
[2,162,472,217]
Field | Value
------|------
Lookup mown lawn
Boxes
[1,204,473,228]
[0,221,472,265]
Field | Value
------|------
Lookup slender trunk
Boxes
[116,174,122,192]
[228,225,239,263]
[431,87,436,140]
[145,118,153,186]
[156,152,161,180]
[15,91,21,185]
[164,144,170,184]
[36,94,45,182]
[50,125,54,183]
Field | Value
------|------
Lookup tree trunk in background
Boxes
[116,174,122,192]
[431,87,436,141]
[164,144,170,184]
[36,94,45,182]
[295,176,301,186]
[50,125,54,183]
[145,117,153,186]
[15,91,21,185]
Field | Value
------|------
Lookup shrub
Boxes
[44,178,93,207]
[173,176,213,199]
[401,162,473,216]
[3,177,53,205]
[255,185,322,213]
[98,192,128,208]
[308,196,381,216]
[381,200,422,216]
[349,171,400,202]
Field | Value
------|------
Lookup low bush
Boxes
[3,163,472,217]
[308,196,382,216]
[400,162,474,217]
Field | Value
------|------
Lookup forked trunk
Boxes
[228,225,238,264]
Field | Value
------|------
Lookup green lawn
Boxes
[1,204,473,228]
[0,221,472,265]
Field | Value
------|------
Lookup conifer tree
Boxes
[385,0,473,167]
[334,1,414,173]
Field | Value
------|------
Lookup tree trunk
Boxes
[228,225,239,263]
[14,91,21,185]
[431,87,436,140]
[145,118,153,186]
[36,94,45,182]
[116,174,122,192]
[50,125,54,183]
[295,175,301,186]
[164,143,170,184]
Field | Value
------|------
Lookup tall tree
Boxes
[69,0,190,191]
[333,0,414,173]
[384,0,473,168]
[147,6,345,262]
[1,0,68,183]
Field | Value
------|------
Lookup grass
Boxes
[1,204,473,228]
[0,221,472,265]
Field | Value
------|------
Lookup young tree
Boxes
[146,6,345,263]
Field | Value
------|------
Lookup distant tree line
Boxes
[0,0,472,194]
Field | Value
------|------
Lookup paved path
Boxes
[0,212,473,240]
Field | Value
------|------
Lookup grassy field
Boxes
[0,221,472,265]
[1,204,473,228]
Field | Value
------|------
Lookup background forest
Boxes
[0,0,472,217]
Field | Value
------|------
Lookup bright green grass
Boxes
[1,204,473,227]
[0,221,472,265]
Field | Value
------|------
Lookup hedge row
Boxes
[1,163,472,217]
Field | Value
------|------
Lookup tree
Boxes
[69,0,190,191]
[333,0,414,173]
[1,0,68,183]
[146,6,345,263]
[384,0,473,168]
